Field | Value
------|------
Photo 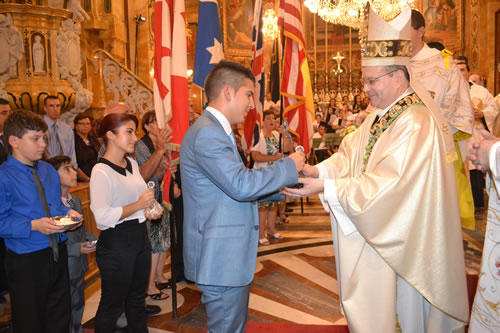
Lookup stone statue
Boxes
[32,35,45,73]
[0,14,24,99]
[48,0,90,21]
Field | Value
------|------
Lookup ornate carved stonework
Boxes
[0,13,24,99]
[56,19,83,89]
[102,58,153,118]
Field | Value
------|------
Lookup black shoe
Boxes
[285,208,293,213]
[145,304,161,315]
[156,281,172,290]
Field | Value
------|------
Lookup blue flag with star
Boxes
[193,0,224,88]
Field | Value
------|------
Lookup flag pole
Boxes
[279,18,284,153]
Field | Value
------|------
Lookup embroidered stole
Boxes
[363,93,423,169]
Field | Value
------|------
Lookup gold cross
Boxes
[332,51,344,73]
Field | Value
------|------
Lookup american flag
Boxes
[153,0,189,206]
[279,0,314,153]
[242,0,264,157]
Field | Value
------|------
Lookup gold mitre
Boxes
[362,3,412,67]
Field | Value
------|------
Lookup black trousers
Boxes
[5,243,71,333]
[470,169,485,208]
[94,220,151,333]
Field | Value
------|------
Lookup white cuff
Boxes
[489,141,500,179]
[324,178,357,236]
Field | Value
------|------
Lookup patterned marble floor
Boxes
[77,195,486,332]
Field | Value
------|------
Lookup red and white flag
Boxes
[154,0,189,206]
[242,0,264,158]
[279,0,314,153]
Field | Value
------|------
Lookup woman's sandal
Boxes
[147,291,169,301]
[279,213,289,223]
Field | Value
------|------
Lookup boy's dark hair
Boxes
[0,98,9,106]
[204,61,255,102]
[44,95,60,106]
[46,155,72,171]
[4,110,48,150]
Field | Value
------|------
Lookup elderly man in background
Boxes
[284,5,469,332]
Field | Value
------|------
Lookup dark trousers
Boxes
[5,243,71,333]
[94,220,151,333]
[470,169,485,208]
[69,272,85,333]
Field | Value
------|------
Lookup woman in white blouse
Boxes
[90,113,161,333]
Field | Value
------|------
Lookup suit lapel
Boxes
[203,111,244,164]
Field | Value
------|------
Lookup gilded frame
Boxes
[222,0,253,57]
[415,0,463,53]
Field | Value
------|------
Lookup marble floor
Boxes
[77,195,486,332]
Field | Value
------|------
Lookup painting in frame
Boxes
[415,0,463,52]
[222,0,254,57]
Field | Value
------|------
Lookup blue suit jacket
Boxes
[180,111,298,287]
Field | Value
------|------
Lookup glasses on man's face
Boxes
[361,70,398,87]
[77,122,91,126]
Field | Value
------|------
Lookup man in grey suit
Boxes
[180,61,305,332]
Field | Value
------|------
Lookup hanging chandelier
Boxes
[262,9,279,41]
[304,0,413,29]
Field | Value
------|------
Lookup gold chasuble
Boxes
[318,89,469,332]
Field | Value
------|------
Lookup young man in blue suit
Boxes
[180,61,305,332]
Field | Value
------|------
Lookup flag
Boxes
[153,0,189,207]
[193,0,223,88]
[242,0,264,155]
[279,0,314,153]
[270,37,281,103]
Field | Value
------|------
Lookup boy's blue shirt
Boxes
[0,155,69,254]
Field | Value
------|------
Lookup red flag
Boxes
[279,0,314,153]
[154,0,189,207]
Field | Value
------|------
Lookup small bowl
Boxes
[52,216,83,230]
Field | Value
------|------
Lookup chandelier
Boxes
[304,0,413,29]
[262,9,279,41]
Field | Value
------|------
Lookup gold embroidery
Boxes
[363,40,412,58]
[363,93,423,169]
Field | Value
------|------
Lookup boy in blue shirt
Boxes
[0,110,81,333]
[47,155,97,333]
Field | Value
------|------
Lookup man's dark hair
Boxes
[0,98,9,106]
[411,9,425,30]
[44,95,60,106]
[4,110,48,150]
[455,56,470,72]
[204,61,255,102]
[385,65,410,82]
[427,42,445,51]
[46,155,72,171]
